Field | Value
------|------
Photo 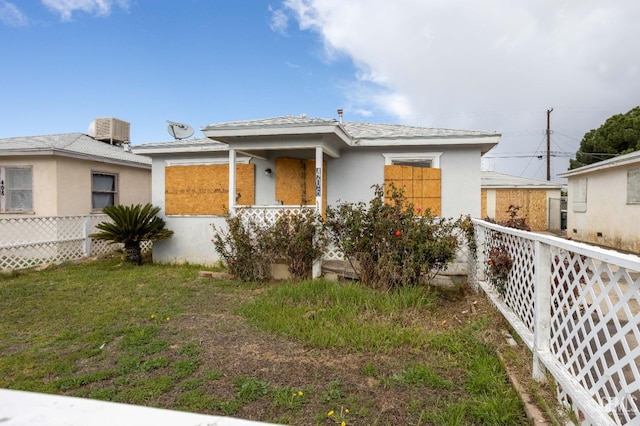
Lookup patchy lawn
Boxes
[0,256,535,425]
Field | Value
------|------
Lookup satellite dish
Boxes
[166,120,194,140]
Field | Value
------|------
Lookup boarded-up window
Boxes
[275,158,326,210]
[384,165,441,215]
[627,168,640,204]
[165,164,255,215]
[572,178,587,213]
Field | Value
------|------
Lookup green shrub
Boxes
[213,210,325,282]
[324,184,463,289]
[212,215,273,282]
[270,211,326,281]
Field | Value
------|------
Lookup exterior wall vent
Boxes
[88,118,130,145]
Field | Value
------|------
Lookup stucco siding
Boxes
[152,216,224,266]
[440,149,481,218]
[567,166,640,253]
[55,157,150,215]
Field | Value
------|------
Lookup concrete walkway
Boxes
[0,389,271,426]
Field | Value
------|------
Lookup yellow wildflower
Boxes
[341,422,346,426]
[150,314,155,319]
[166,317,170,321]
[327,410,334,416]
[298,391,303,396]
[344,408,349,413]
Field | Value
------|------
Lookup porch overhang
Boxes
[201,123,350,159]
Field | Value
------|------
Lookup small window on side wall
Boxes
[0,166,33,213]
[572,178,587,212]
[92,172,118,210]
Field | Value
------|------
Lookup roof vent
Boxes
[88,118,130,145]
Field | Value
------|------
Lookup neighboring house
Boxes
[0,119,151,217]
[557,150,640,253]
[134,114,500,266]
[481,171,563,232]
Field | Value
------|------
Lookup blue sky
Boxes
[2,0,640,181]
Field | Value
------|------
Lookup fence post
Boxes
[83,215,92,258]
[532,239,551,382]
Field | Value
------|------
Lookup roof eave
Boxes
[0,148,151,169]
[132,144,228,156]
[558,154,640,178]
[353,135,500,150]
[201,123,350,143]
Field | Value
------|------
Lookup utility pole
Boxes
[546,108,553,181]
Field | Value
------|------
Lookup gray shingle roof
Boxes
[481,171,563,188]
[201,115,499,139]
[201,115,336,130]
[343,122,498,139]
[0,133,151,167]
[134,137,226,150]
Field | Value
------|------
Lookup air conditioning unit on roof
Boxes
[88,117,130,145]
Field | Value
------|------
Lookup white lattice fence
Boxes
[471,219,640,425]
[0,215,150,270]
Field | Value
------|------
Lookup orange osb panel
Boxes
[384,165,441,216]
[165,164,255,215]
[494,188,548,231]
[275,158,326,210]
[481,189,488,218]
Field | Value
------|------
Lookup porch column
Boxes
[228,148,236,216]
[315,146,323,213]
[313,146,323,279]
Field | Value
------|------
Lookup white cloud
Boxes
[0,1,28,26]
[41,0,129,21]
[276,0,640,179]
[269,5,289,34]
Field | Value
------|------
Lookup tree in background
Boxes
[570,106,640,169]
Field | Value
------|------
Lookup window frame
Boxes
[382,152,443,168]
[0,165,34,214]
[572,178,587,212]
[91,171,119,212]
[627,168,640,204]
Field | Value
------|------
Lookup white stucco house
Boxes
[557,150,640,253]
[133,114,501,266]
[0,124,151,217]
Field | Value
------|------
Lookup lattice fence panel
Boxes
[550,247,640,425]
[482,227,536,332]
[0,215,153,270]
[0,216,86,270]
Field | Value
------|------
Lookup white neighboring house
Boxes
[0,127,151,217]
[557,150,640,253]
[133,114,501,266]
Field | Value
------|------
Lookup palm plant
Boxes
[90,203,173,265]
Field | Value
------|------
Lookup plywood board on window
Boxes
[165,164,254,215]
[494,188,547,231]
[384,164,441,216]
[481,189,487,218]
[275,158,327,210]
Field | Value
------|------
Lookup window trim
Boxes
[627,168,640,204]
[91,171,119,212]
[572,178,587,213]
[382,152,443,168]
[0,165,34,214]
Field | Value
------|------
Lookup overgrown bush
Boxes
[212,210,325,282]
[324,184,464,289]
[270,211,326,281]
[212,215,272,282]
